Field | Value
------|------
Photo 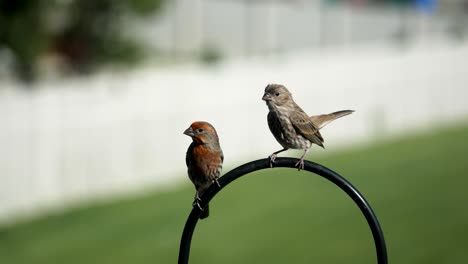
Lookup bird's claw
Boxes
[295,158,305,171]
[193,198,203,211]
[212,178,221,188]
[268,154,277,168]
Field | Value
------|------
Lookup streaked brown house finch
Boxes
[262,84,353,170]
[184,121,223,219]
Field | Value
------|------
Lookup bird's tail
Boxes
[310,110,354,129]
[200,204,210,219]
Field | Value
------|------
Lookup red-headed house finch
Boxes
[262,84,354,170]
[183,121,223,219]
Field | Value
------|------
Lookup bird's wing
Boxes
[185,142,195,167]
[215,150,224,178]
[290,110,324,148]
[267,111,286,142]
[185,143,195,167]
[310,110,354,129]
[185,143,197,185]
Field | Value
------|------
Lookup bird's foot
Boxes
[212,178,221,188]
[295,158,305,171]
[193,198,203,211]
[268,154,278,168]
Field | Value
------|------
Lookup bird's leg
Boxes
[295,148,309,171]
[193,191,203,211]
[268,148,288,168]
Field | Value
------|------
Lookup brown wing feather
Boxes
[290,109,324,148]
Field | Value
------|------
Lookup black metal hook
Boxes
[178,157,388,264]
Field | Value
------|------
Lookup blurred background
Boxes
[1,0,468,263]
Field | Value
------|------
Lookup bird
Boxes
[262,84,354,170]
[183,121,224,219]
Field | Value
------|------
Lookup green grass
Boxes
[1,123,468,264]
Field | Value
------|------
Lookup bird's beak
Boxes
[262,93,271,101]
[183,127,195,137]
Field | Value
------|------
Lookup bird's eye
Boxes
[275,93,280,96]
[197,128,204,133]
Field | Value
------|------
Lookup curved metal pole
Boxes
[178,158,388,264]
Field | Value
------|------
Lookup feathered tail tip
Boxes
[332,110,355,117]
[310,110,355,129]
[200,204,210,219]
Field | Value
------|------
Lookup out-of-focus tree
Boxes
[0,0,165,83]
[0,0,46,82]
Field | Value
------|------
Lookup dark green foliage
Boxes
[0,0,165,83]
[0,0,47,81]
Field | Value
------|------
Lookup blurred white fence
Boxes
[135,0,465,56]
[1,43,468,224]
